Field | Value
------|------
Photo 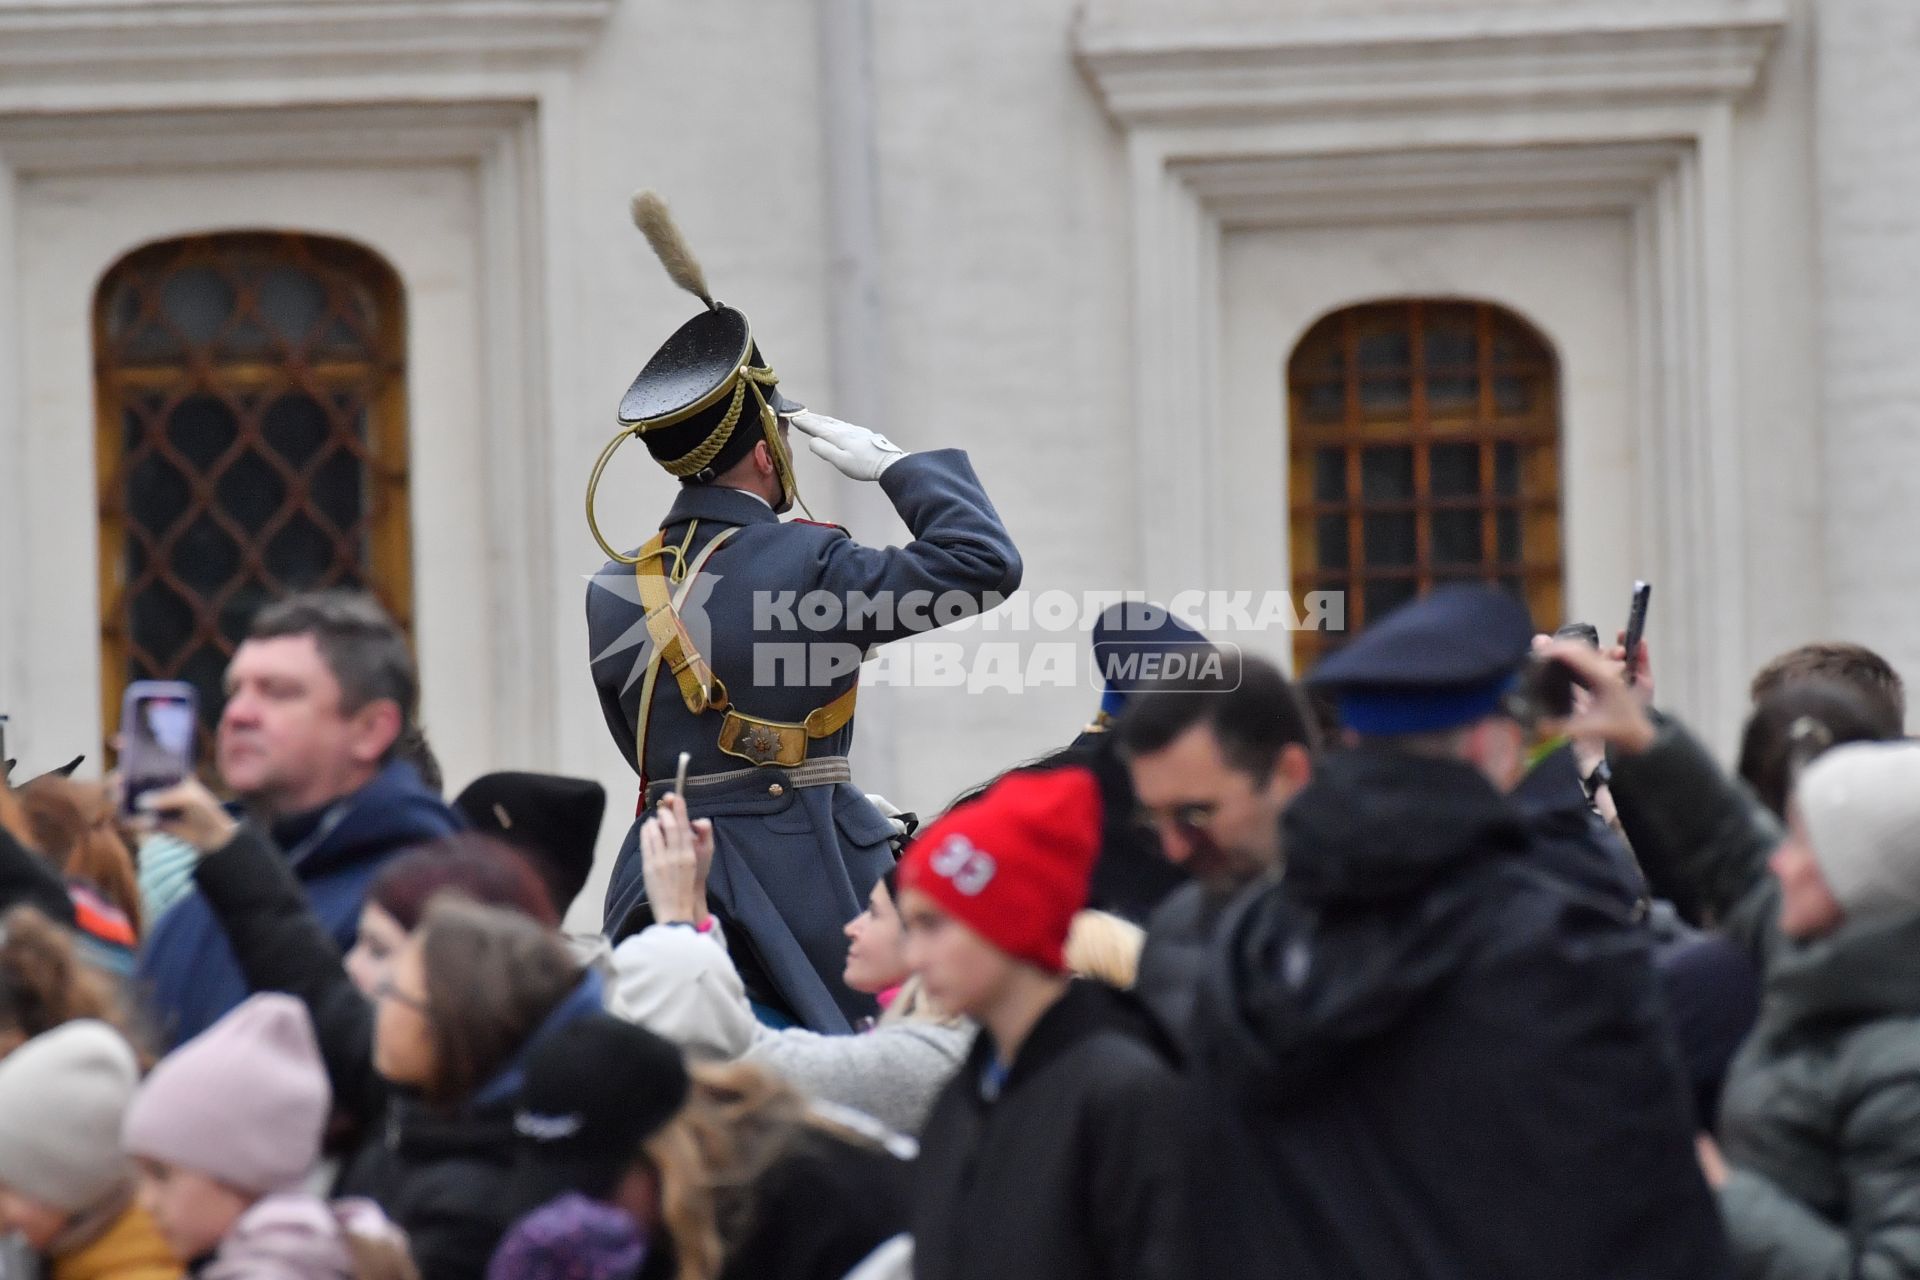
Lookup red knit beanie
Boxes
[897,766,1103,973]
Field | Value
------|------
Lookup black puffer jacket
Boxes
[1512,738,1760,1126]
[1134,880,1241,1039]
[913,980,1183,1280]
[195,826,604,1280]
[1187,747,1730,1279]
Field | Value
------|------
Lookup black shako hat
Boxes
[504,1013,692,1219]
[586,192,809,564]
[619,306,803,481]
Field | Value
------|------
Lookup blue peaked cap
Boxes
[1091,601,1214,717]
[1307,584,1534,736]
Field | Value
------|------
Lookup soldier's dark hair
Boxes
[248,591,416,760]
[1115,655,1317,779]
[1737,677,1901,818]
[1750,641,1905,726]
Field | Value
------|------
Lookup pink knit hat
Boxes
[122,993,331,1196]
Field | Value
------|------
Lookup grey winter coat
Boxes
[1612,722,1920,1280]
[605,924,970,1135]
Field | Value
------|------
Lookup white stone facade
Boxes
[0,0,1900,913]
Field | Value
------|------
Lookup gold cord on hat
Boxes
[587,189,817,562]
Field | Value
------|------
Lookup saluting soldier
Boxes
[586,193,1022,1032]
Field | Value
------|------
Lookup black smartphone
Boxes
[119,681,198,818]
[1622,582,1652,686]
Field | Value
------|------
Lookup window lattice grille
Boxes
[94,232,412,757]
[1288,300,1562,670]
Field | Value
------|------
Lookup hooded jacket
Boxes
[1187,747,1730,1280]
[912,980,1184,1280]
[1611,722,1920,1279]
[607,921,971,1136]
[137,761,460,1048]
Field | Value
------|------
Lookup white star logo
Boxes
[585,565,726,696]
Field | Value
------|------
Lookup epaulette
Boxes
[791,518,848,534]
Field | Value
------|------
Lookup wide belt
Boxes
[716,684,858,768]
[644,755,852,807]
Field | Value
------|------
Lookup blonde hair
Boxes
[643,1061,889,1280]
[1065,909,1146,989]
[876,974,957,1028]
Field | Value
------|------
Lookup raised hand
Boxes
[789,410,908,482]
[1538,640,1658,758]
[639,791,715,927]
[134,776,238,855]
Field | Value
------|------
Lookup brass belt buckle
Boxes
[718,711,806,767]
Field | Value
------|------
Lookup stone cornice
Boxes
[1075,0,1786,126]
[0,0,618,74]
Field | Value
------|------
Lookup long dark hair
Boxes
[415,897,580,1105]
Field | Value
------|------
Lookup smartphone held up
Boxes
[1622,581,1651,687]
[1511,581,1652,728]
[118,681,197,819]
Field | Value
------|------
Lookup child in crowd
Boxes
[120,993,412,1280]
[0,1019,177,1280]
[898,766,1183,1280]
[494,1012,912,1280]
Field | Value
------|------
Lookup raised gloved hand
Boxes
[790,410,908,482]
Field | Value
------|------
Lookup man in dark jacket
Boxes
[137,592,459,1046]
[1116,654,1315,1037]
[1513,725,1761,1126]
[1186,585,1729,1279]
[900,766,1182,1280]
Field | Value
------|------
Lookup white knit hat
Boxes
[0,1020,139,1214]
[1795,740,1920,919]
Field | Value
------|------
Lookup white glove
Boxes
[790,410,908,482]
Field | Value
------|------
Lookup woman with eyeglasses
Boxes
[135,778,580,1280]
[343,896,599,1280]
